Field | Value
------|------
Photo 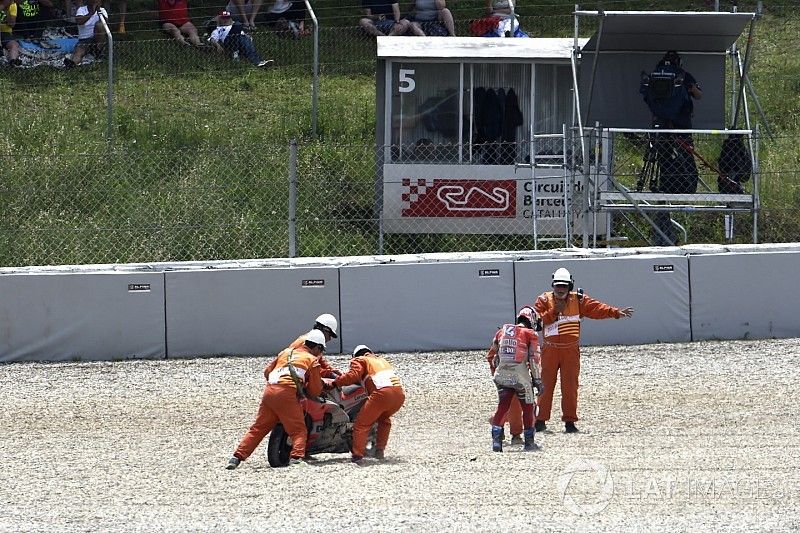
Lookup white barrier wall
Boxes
[0,272,165,362]
[165,267,341,357]
[514,255,691,345]
[690,251,800,340]
[2,245,798,362]
[339,261,514,353]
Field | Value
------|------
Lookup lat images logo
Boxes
[401,179,516,218]
[557,458,614,516]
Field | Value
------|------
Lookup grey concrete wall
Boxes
[1,245,798,361]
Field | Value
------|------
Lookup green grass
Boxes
[1,0,798,265]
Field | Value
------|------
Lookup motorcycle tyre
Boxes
[266,424,292,467]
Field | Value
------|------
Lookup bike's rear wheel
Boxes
[266,424,292,467]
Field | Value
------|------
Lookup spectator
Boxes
[208,9,273,67]
[226,0,260,31]
[262,0,308,38]
[407,0,455,37]
[1,0,22,66]
[470,0,527,37]
[156,0,202,46]
[14,0,54,39]
[64,0,107,67]
[105,0,125,33]
[359,0,409,37]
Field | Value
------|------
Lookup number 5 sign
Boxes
[398,68,415,93]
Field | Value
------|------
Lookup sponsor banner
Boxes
[383,164,599,235]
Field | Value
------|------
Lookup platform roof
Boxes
[579,11,755,53]
[377,37,587,60]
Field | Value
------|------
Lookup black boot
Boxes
[523,428,539,451]
[565,421,579,433]
[534,420,546,432]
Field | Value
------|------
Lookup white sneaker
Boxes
[257,59,275,68]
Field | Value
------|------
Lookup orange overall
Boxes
[235,345,323,461]
[487,341,523,436]
[534,291,621,423]
[266,334,339,379]
[334,352,405,458]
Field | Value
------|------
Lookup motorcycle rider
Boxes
[226,329,326,469]
[534,268,633,433]
[327,344,405,465]
[489,306,543,452]
[487,342,524,445]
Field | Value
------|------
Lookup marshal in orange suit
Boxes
[534,268,633,433]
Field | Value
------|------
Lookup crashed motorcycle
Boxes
[266,381,377,467]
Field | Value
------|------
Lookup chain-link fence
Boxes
[2,1,799,266]
[4,131,799,267]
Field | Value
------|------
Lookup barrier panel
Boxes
[164,266,341,357]
[689,250,800,340]
[514,254,691,345]
[0,272,165,362]
[339,260,514,353]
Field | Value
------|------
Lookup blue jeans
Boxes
[224,34,263,65]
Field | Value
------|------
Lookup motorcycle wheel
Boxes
[266,424,292,467]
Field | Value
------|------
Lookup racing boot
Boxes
[523,428,539,451]
[491,425,503,452]
[225,456,241,470]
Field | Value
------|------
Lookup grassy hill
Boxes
[1,1,798,266]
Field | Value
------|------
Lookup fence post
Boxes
[98,11,114,144]
[304,0,319,138]
[289,139,298,257]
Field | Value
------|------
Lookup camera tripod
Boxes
[635,131,663,193]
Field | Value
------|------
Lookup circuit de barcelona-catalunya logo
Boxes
[400,178,517,217]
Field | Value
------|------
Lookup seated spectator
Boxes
[226,0,260,31]
[64,0,107,67]
[156,0,202,46]
[262,0,308,38]
[359,0,410,37]
[472,0,526,37]
[14,0,53,39]
[1,0,22,66]
[208,10,273,67]
[407,0,454,37]
[102,0,126,33]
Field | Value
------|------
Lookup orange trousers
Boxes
[537,344,581,423]
[502,396,523,436]
[352,386,405,458]
[234,384,308,461]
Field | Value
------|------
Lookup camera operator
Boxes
[641,51,702,245]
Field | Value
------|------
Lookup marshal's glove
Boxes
[532,378,545,397]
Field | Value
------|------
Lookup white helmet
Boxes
[552,267,573,288]
[315,313,338,339]
[352,344,371,358]
[305,329,327,350]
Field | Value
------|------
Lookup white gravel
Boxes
[1,338,799,532]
